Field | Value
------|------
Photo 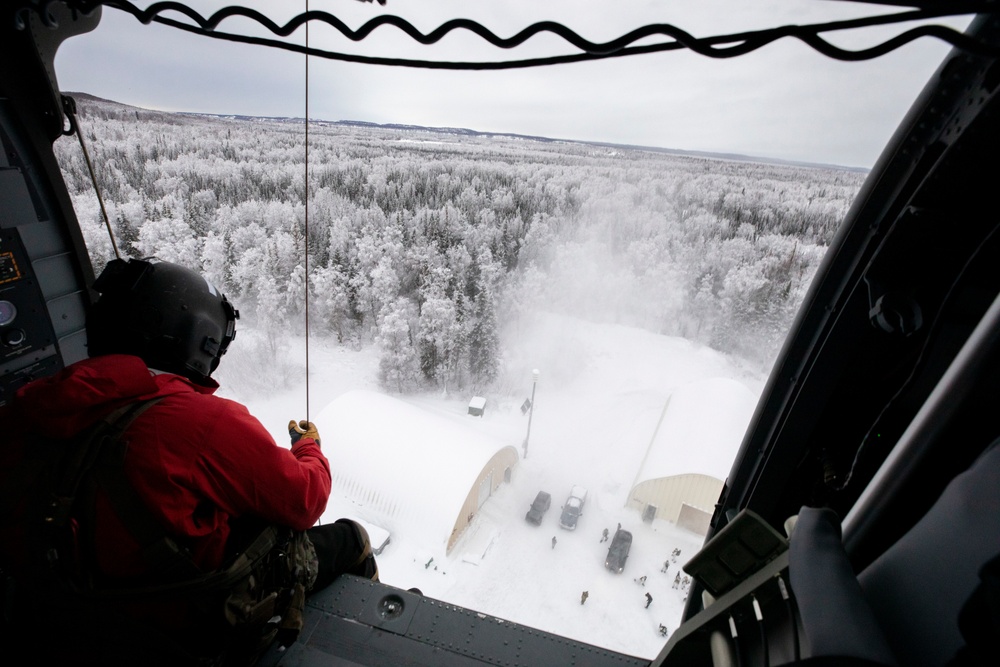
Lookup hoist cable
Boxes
[304,0,311,423]
[62,95,121,260]
[79,1,999,69]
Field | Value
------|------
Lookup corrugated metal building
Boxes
[317,390,519,554]
[626,378,757,535]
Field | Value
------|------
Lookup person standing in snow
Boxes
[661,560,670,573]
[581,591,589,605]
[673,572,682,588]
[0,258,378,665]
[658,624,669,637]
[552,536,558,549]
[601,528,609,542]
[645,592,653,608]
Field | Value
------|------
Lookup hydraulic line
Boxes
[729,614,743,667]
[752,594,769,667]
[777,574,800,663]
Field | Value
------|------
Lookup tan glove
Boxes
[288,419,321,446]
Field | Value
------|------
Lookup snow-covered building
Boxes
[626,378,757,535]
[316,390,519,554]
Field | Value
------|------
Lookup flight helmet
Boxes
[87,258,239,383]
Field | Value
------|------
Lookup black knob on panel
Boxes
[3,328,26,346]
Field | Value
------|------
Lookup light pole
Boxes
[523,368,539,459]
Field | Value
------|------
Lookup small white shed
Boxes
[468,396,487,416]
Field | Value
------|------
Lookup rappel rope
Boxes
[63,95,120,260]
[303,0,312,423]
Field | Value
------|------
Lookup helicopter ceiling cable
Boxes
[47,0,1000,69]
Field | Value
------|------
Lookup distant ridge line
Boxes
[65,92,867,173]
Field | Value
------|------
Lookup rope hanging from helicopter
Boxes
[54,1,1000,68]
[303,0,311,422]
[61,96,122,261]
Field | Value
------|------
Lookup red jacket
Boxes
[0,354,331,577]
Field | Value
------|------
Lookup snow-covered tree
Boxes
[311,264,355,343]
[55,95,864,384]
[418,291,459,387]
[135,217,200,264]
[469,290,500,386]
[200,231,227,292]
[377,297,421,392]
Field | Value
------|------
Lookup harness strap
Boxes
[48,399,163,527]
[68,398,280,599]
[6,396,283,604]
[0,402,145,528]
[90,398,205,582]
[84,525,280,600]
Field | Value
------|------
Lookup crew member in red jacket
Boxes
[0,257,376,663]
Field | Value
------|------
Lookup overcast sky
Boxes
[55,1,974,168]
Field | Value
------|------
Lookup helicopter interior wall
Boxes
[855,438,1000,666]
[0,109,90,404]
[0,12,98,407]
[829,92,1000,568]
[655,424,1000,666]
[665,15,1000,664]
[842,286,1000,572]
[701,13,1000,575]
[766,206,1000,571]
[773,435,1000,665]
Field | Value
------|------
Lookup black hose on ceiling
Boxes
[55,0,1000,69]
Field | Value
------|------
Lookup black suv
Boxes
[524,491,551,525]
[604,529,632,573]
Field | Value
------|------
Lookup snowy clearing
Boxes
[226,313,766,658]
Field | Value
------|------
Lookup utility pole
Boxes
[523,368,539,459]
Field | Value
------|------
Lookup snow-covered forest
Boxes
[57,95,865,388]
